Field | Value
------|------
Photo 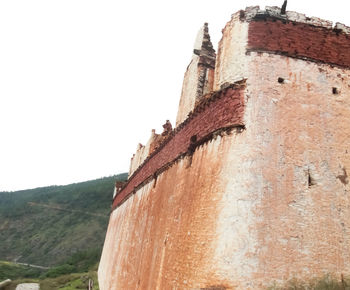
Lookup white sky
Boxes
[0,0,349,191]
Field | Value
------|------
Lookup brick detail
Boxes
[112,84,245,210]
[248,18,350,68]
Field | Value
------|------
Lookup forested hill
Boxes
[0,173,127,268]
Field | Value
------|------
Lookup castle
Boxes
[99,5,350,289]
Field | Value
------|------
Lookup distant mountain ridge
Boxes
[0,173,127,268]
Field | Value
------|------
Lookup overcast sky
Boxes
[0,0,349,191]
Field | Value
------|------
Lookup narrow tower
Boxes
[175,23,216,126]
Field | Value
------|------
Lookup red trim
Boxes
[112,85,245,210]
[248,19,350,68]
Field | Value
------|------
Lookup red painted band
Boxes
[112,85,245,210]
[248,19,350,68]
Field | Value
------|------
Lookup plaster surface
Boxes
[99,134,243,289]
[100,7,350,289]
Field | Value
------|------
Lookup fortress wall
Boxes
[214,52,350,288]
[247,52,350,286]
[209,11,350,286]
[99,132,247,289]
[214,8,350,92]
[100,7,350,289]
[101,53,350,287]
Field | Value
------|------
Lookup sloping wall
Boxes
[112,85,245,209]
[99,130,246,289]
[239,52,350,287]
[99,6,350,289]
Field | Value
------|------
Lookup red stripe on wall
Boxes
[112,85,245,210]
[248,19,350,68]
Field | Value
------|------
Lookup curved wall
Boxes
[99,6,350,289]
[99,131,246,289]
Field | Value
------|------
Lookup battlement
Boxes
[128,121,172,177]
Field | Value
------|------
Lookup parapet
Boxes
[245,6,350,65]
[113,83,245,209]
[128,121,173,177]
[123,4,350,196]
[214,5,350,90]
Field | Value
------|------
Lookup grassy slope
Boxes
[0,261,100,289]
[0,261,44,280]
[0,173,127,268]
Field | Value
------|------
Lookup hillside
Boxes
[0,261,100,290]
[0,173,127,268]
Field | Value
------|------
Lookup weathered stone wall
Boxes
[99,6,350,289]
